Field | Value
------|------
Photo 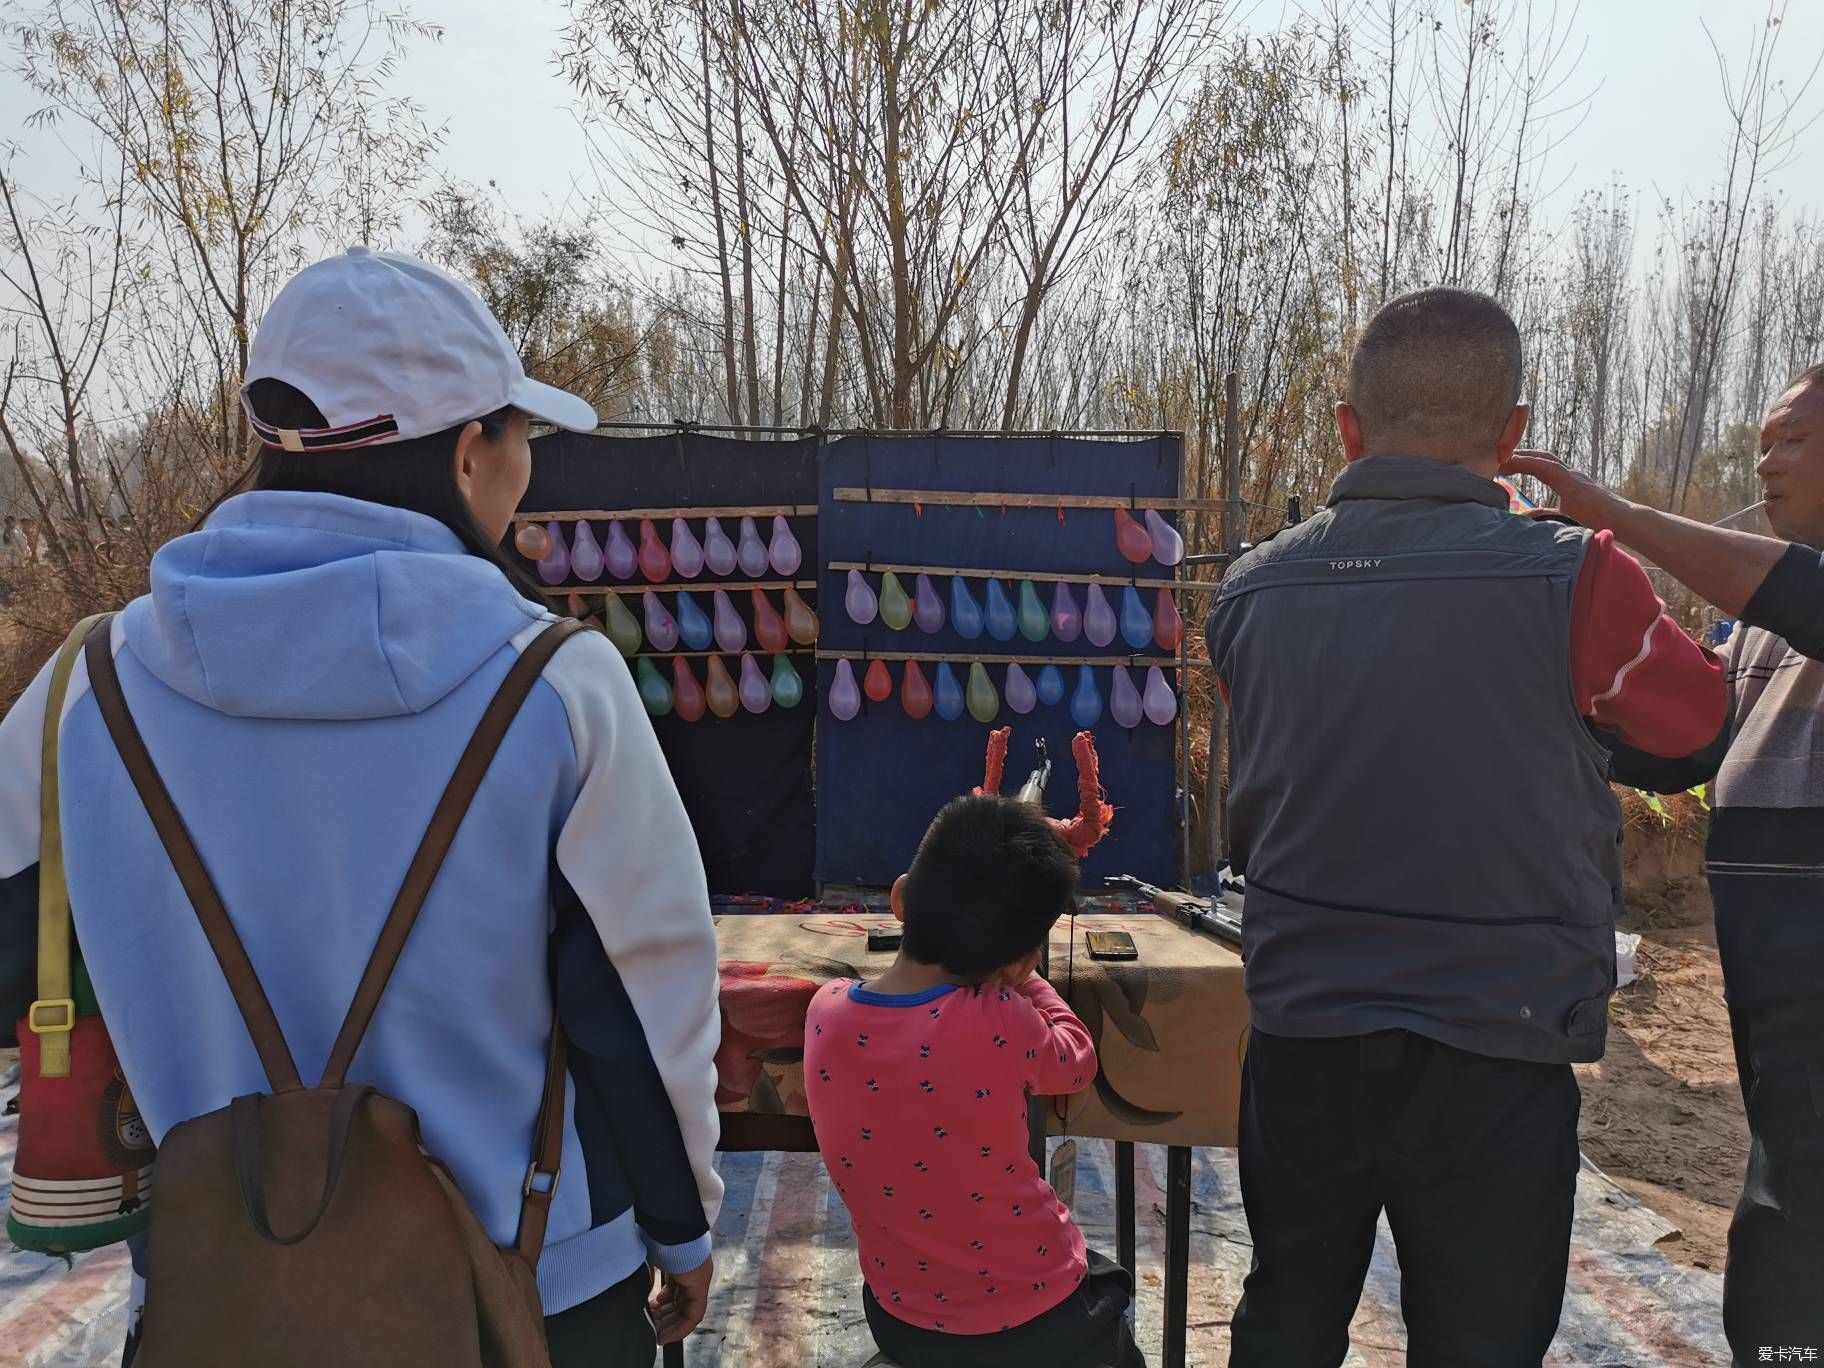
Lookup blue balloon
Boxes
[934,661,965,720]
[676,590,713,651]
[984,578,1018,642]
[1120,584,1154,650]
[1070,665,1103,729]
[951,577,984,641]
[1036,663,1066,707]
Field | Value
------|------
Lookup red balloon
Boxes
[1114,506,1153,564]
[901,659,933,719]
[672,656,706,723]
[752,588,789,655]
[1154,586,1184,652]
[638,518,672,583]
[863,658,893,703]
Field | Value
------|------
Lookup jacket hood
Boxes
[123,490,548,720]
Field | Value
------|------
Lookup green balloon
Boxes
[635,656,673,716]
[879,571,914,632]
[603,594,643,656]
[771,653,805,709]
[1018,580,1050,643]
[966,661,999,724]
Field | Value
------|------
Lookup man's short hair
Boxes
[1348,287,1524,449]
[1785,363,1824,398]
[899,794,1078,980]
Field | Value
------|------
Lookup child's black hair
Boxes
[900,793,1079,979]
[204,378,544,601]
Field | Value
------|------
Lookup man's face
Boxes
[1758,382,1824,546]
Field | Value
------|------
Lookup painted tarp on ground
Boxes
[2,1080,1728,1367]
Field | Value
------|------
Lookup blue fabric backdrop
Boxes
[814,434,1182,887]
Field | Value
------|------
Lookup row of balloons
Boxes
[516,515,801,587]
[633,652,1179,728]
[830,658,1178,728]
[637,653,804,720]
[845,571,1183,653]
[516,503,1182,587]
[589,586,820,658]
[1115,506,1185,567]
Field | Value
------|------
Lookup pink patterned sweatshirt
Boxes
[804,974,1099,1336]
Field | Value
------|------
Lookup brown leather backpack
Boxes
[84,616,587,1367]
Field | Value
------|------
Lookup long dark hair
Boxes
[217,379,545,602]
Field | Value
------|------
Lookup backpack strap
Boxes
[28,613,112,1078]
[319,616,587,1089]
[87,620,306,1093]
[514,1016,568,1266]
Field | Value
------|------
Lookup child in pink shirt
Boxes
[805,794,1145,1368]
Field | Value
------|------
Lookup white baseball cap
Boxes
[242,245,598,452]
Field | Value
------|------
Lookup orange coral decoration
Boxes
[973,726,1113,857]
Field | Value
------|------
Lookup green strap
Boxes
[31,614,111,1077]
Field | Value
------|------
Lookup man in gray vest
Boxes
[1507,368,1824,1362]
[1207,287,1728,1367]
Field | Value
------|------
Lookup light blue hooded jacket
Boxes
[0,490,723,1313]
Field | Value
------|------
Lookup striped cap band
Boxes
[247,410,400,453]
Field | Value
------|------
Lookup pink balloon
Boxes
[570,521,605,582]
[535,520,570,586]
[1110,664,1144,728]
[768,516,802,577]
[605,521,637,580]
[830,658,862,721]
[1085,582,1118,647]
[712,588,747,653]
[845,569,879,626]
[737,516,770,578]
[642,590,679,651]
[703,517,738,577]
[1143,666,1178,726]
[739,653,772,713]
[1051,581,1082,643]
[670,518,705,579]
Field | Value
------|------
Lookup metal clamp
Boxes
[523,1162,561,1200]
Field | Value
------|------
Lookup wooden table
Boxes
[670,910,1247,1368]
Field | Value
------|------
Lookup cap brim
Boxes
[509,376,599,433]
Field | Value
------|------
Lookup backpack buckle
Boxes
[27,998,75,1034]
[523,1162,560,1200]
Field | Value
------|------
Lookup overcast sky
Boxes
[4,1,1820,246]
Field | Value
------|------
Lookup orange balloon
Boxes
[514,522,551,560]
[672,656,706,723]
[901,659,933,719]
[752,588,789,654]
[783,586,820,646]
[1154,586,1184,652]
[705,654,740,719]
[565,592,588,619]
[863,658,893,703]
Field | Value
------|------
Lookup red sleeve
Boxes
[1570,530,1728,757]
[1009,977,1098,1098]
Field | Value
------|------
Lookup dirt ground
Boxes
[1575,827,1749,1273]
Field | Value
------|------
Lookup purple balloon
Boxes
[1052,582,1082,644]
[914,574,946,634]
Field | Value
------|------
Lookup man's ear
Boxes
[890,873,908,925]
[1497,404,1531,462]
[1335,402,1367,463]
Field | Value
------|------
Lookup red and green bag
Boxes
[7,614,155,1253]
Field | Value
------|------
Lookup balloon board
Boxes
[814,434,1183,887]
[520,431,820,897]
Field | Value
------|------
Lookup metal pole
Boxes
[1174,432,1192,887]
[1164,1145,1193,1368]
[1211,373,1241,868]
[1115,1141,1137,1276]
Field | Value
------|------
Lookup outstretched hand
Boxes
[1499,450,1632,534]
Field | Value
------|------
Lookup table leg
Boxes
[663,1341,684,1367]
[1027,1094,1048,1169]
[1163,1145,1192,1368]
[1115,1140,1136,1276]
